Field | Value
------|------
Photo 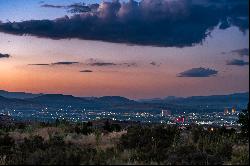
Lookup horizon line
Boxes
[0,89,249,101]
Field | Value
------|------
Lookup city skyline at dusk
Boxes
[0,0,249,99]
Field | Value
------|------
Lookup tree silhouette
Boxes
[238,103,249,137]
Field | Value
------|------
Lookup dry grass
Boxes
[32,127,64,140]
[64,130,127,149]
[8,131,30,144]
[8,127,64,143]
[98,130,127,149]
[7,127,127,151]
[64,133,96,147]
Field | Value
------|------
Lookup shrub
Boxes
[119,125,179,163]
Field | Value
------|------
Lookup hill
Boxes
[0,90,248,113]
[0,96,41,109]
[0,90,42,99]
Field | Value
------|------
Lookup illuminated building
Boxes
[175,117,185,123]
[161,110,172,117]
[232,107,236,114]
[224,108,229,115]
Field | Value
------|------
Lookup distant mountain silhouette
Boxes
[175,93,249,104]
[94,96,136,105]
[0,90,249,113]
[0,90,42,99]
[27,94,135,109]
[139,96,181,103]
[140,92,249,104]
[0,96,41,109]
[0,96,13,104]
[28,94,98,108]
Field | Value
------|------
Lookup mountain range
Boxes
[0,90,249,113]
[0,90,42,99]
[139,92,249,105]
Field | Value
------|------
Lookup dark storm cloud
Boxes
[67,3,95,13]
[178,67,218,77]
[0,53,10,58]
[41,2,97,13]
[226,59,249,66]
[0,0,248,47]
[231,48,249,56]
[80,70,93,73]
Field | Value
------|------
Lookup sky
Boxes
[0,0,249,99]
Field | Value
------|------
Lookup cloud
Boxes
[0,53,11,58]
[41,4,65,9]
[0,0,248,47]
[67,3,94,13]
[28,63,50,66]
[122,62,137,67]
[80,70,93,73]
[226,59,249,66]
[86,58,137,67]
[51,62,79,65]
[231,48,249,56]
[29,62,80,66]
[150,61,161,67]
[178,67,218,77]
[88,62,117,67]
[41,2,97,13]
[28,59,136,68]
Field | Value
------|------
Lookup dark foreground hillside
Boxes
[0,106,249,165]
